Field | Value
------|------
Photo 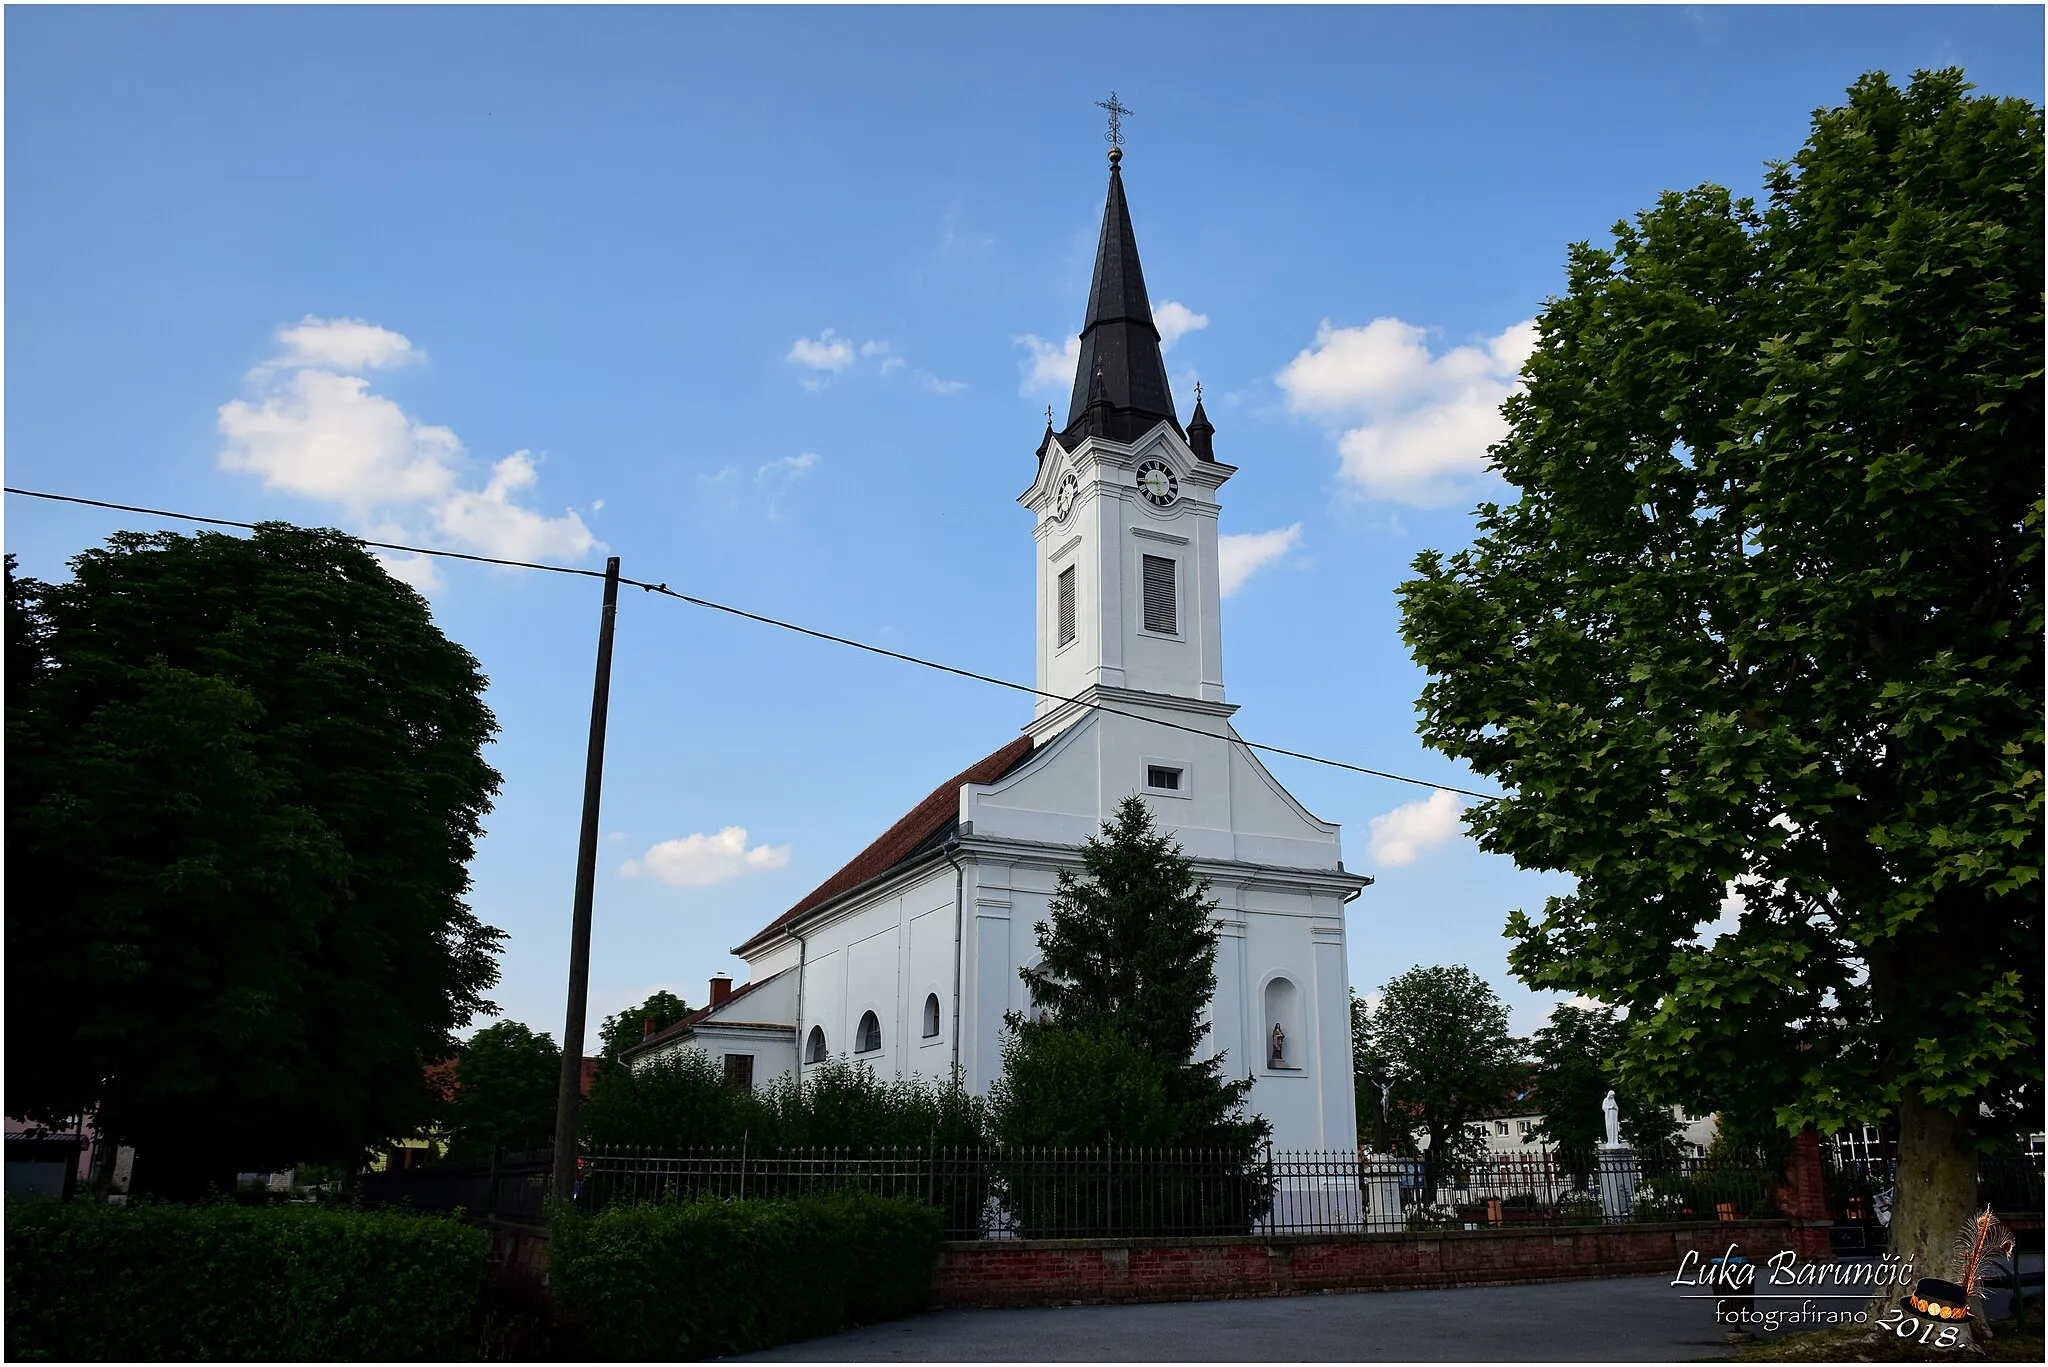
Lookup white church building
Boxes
[627,144,1369,1153]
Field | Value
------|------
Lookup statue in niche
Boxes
[1270,1022,1287,1068]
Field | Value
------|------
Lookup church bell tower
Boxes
[1022,142,1236,744]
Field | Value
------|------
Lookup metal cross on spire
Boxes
[1095,90,1134,149]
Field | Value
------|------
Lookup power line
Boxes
[2,488,608,580]
[4,484,1503,802]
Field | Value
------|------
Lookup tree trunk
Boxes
[1872,1090,1978,1317]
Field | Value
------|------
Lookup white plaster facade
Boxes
[640,411,1372,1153]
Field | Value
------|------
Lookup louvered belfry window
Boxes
[1057,566,1077,646]
[1142,555,1178,634]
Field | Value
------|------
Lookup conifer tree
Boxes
[1010,796,1266,1150]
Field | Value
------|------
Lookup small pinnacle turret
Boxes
[1187,383,1215,462]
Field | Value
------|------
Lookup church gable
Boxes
[963,711,1347,871]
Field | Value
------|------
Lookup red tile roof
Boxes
[733,737,1035,955]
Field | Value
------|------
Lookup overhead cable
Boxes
[4,484,1503,801]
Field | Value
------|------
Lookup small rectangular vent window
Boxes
[1057,566,1076,646]
[1146,765,1182,792]
[1142,555,1177,634]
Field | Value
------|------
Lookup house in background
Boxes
[626,972,797,1093]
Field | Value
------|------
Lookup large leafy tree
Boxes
[1527,1004,1684,1168]
[597,990,691,1066]
[1355,965,1525,1192]
[6,527,505,1195]
[1398,71,2040,1288]
[1011,796,1265,1150]
[448,1021,561,1161]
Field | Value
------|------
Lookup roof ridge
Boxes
[733,736,1035,954]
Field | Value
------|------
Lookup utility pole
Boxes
[552,555,621,1203]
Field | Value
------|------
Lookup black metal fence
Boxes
[1825,1149,2045,1239]
[358,1147,550,1224]
[573,1146,1782,1238]
[357,1143,2042,1242]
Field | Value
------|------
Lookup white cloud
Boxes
[435,451,600,562]
[1153,300,1209,351]
[218,318,599,573]
[1367,789,1466,866]
[1276,316,1538,506]
[756,451,820,484]
[621,827,792,887]
[270,315,422,372]
[1218,523,1301,597]
[792,331,962,391]
[1015,333,1080,397]
[787,329,855,372]
[755,452,821,519]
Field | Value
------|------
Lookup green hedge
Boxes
[5,1200,486,1361]
[551,1190,942,1359]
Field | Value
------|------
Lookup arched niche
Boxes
[1263,975,1303,1071]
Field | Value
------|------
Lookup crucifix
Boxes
[1095,90,1134,149]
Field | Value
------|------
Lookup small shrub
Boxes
[582,1053,986,1152]
[1685,1166,1778,1220]
[4,1199,485,1361]
[1405,1202,1462,1231]
[550,1189,942,1360]
[1555,1192,1605,1225]
[1631,1176,1690,1221]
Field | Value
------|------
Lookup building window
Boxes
[1141,555,1177,634]
[1057,566,1076,646]
[855,1011,882,1054]
[1518,1120,1532,1136]
[724,1054,755,1092]
[1146,765,1181,791]
[805,1026,827,1064]
[922,993,941,1039]
[1496,1121,1509,1136]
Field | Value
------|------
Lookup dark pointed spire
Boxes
[1061,147,1181,447]
[1186,381,1215,462]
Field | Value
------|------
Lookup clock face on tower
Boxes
[1135,460,1179,508]
[1053,472,1078,521]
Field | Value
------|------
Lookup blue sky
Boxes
[8,6,2042,1048]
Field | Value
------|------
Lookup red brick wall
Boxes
[1775,1130,1834,1260]
[933,1221,1814,1308]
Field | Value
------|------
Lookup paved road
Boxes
[743,1257,2043,1363]
[742,1274,1751,1362]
